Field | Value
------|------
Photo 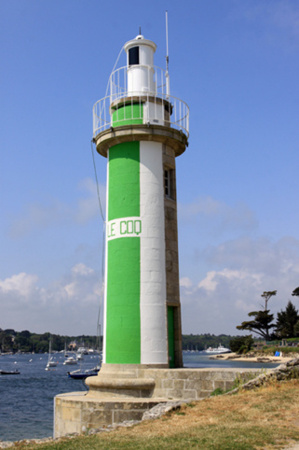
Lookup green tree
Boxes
[289,288,299,337]
[275,301,299,339]
[236,310,275,340]
[236,291,277,340]
[261,290,277,309]
[0,332,14,352]
[15,330,32,352]
[229,335,254,354]
[292,287,299,298]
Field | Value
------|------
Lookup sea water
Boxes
[183,351,280,369]
[0,351,279,442]
[0,352,97,442]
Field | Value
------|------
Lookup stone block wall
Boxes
[163,144,183,367]
[54,394,159,438]
[142,368,260,400]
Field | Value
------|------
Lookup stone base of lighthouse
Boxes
[54,364,261,438]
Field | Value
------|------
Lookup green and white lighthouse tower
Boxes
[93,33,189,369]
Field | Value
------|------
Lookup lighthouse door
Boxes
[167,306,175,368]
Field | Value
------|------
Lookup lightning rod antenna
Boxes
[165,11,170,96]
[165,11,169,72]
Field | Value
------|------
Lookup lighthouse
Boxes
[54,33,262,437]
[54,34,190,436]
[93,33,189,369]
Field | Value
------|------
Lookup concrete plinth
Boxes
[54,392,164,438]
[54,365,262,438]
[84,363,155,398]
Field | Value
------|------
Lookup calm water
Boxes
[183,351,279,369]
[0,351,279,442]
[0,352,99,442]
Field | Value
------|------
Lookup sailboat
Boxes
[63,355,78,365]
[45,337,58,370]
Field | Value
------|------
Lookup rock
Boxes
[286,358,299,367]
[142,401,183,421]
[226,356,299,394]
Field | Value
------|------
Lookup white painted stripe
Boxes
[102,150,109,364]
[140,141,168,365]
[107,217,142,241]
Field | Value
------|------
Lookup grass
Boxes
[12,379,299,450]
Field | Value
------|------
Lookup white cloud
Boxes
[2,234,299,338]
[0,272,38,298]
[180,235,299,336]
[196,269,253,292]
[181,269,261,336]
[202,236,299,275]
[179,277,193,289]
[0,264,103,335]
[4,186,299,338]
[71,263,94,276]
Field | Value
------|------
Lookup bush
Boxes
[230,335,254,354]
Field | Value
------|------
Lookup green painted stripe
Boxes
[106,237,140,364]
[112,103,143,127]
[108,142,140,220]
[106,141,141,364]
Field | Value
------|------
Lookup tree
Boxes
[229,335,254,354]
[275,301,299,339]
[236,291,277,340]
[261,290,277,310]
[292,287,299,298]
[236,310,275,340]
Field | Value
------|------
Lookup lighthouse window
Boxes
[129,46,139,66]
[164,169,171,197]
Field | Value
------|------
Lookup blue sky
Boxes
[1,0,299,337]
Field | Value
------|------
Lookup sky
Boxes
[1,0,299,337]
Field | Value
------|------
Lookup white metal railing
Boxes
[109,65,168,101]
[93,65,189,138]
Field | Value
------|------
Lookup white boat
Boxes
[45,338,58,370]
[63,356,78,365]
[205,345,231,354]
[77,347,89,355]
[46,358,58,369]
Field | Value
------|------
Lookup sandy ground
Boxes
[209,352,298,364]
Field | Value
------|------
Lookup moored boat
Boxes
[205,345,231,354]
[67,366,100,380]
[45,337,58,370]
[45,358,58,370]
[63,356,78,365]
[0,369,20,375]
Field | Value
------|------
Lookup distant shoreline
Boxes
[210,352,298,364]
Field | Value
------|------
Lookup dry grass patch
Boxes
[14,379,299,449]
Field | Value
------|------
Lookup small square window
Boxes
[129,47,139,66]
